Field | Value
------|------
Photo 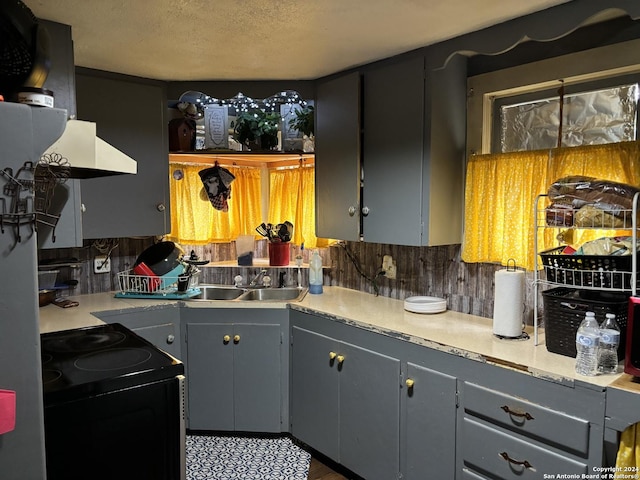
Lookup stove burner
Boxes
[42,370,62,384]
[42,331,127,353]
[74,348,153,372]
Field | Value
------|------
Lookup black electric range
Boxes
[41,323,184,404]
[41,323,186,480]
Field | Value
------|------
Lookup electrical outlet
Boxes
[94,256,111,274]
[382,255,396,280]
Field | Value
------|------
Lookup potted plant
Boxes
[233,110,281,151]
[288,105,314,138]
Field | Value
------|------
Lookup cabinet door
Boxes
[362,55,425,245]
[76,71,169,239]
[290,326,340,461]
[403,362,456,480]
[98,306,181,359]
[38,21,81,249]
[339,341,401,480]
[315,72,361,241]
[131,322,180,359]
[186,323,234,430]
[233,323,282,432]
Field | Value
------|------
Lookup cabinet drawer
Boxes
[461,417,588,478]
[461,467,490,480]
[463,382,590,456]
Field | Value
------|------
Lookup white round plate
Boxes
[404,296,447,314]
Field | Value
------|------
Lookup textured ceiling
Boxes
[23,0,573,81]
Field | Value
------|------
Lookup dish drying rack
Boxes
[115,268,201,299]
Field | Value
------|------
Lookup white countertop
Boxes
[39,286,622,388]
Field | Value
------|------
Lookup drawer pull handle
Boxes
[499,452,534,471]
[329,351,337,360]
[336,355,345,365]
[223,335,231,343]
[500,405,534,421]
[234,335,241,343]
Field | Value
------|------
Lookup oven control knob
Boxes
[166,334,175,344]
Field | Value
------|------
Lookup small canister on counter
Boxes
[17,87,54,108]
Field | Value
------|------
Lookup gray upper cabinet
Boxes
[315,72,361,241]
[315,52,465,246]
[76,71,170,239]
[362,55,425,245]
[37,20,82,249]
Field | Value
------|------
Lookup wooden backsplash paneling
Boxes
[39,238,538,323]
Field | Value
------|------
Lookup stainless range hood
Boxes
[43,119,137,178]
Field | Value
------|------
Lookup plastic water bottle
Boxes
[598,313,620,374]
[309,250,323,294]
[575,311,600,376]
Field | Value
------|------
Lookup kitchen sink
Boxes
[239,287,307,302]
[189,285,308,302]
[190,285,246,301]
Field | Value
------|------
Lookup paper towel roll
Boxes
[493,268,525,337]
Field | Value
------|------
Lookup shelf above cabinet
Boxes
[170,152,314,168]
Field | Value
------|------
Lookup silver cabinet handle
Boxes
[361,206,370,216]
[166,334,175,344]
[157,203,166,212]
[348,206,357,216]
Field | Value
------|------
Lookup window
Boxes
[498,83,638,153]
[166,155,329,248]
[463,39,640,269]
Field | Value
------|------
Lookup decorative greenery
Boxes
[234,110,281,150]
[288,105,314,137]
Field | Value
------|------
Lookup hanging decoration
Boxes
[198,161,236,212]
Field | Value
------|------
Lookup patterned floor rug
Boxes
[186,434,311,480]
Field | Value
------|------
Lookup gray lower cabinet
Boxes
[186,322,282,432]
[403,362,457,480]
[457,369,606,479]
[604,379,640,466]
[182,307,288,433]
[290,321,401,480]
[95,304,181,359]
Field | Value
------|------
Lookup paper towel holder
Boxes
[493,259,530,341]
[506,258,519,272]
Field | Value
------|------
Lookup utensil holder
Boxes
[268,242,290,266]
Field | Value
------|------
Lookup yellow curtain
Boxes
[462,141,640,270]
[268,164,331,249]
[166,163,262,244]
[616,423,640,476]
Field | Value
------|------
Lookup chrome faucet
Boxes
[249,269,268,287]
